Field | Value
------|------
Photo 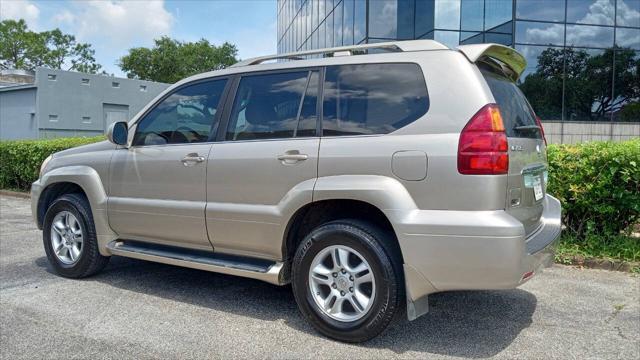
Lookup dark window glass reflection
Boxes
[516,0,565,22]
[343,0,354,45]
[485,0,513,29]
[460,0,484,31]
[564,48,613,121]
[369,0,398,38]
[334,0,343,46]
[616,28,640,50]
[415,0,435,37]
[398,0,416,39]
[461,31,483,43]
[612,49,640,122]
[322,63,429,136]
[516,21,564,46]
[566,24,614,48]
[326,12,334,47]
[226,71,311,140]
[134,79,228,145]
[485,32,513,45]
[567,0,615,25]
[517,45,564,120]
[354,0,366,43]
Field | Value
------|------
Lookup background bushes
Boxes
[0,136,103,190]
[546,139,639,239]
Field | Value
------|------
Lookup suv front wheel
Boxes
[292,219,403,342]
[43,193,110,278]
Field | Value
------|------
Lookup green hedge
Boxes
[0,136,104,191]
[547,139,640,239]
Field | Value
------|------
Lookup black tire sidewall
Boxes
[42,194,100,277]
[292,221,401,342]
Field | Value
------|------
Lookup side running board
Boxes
[106,240,286,285]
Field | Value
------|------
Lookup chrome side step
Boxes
[106,241,286,285]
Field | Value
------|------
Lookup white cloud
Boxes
[52,9,74,25]
[61,0,174,50]
[0,0,40,29]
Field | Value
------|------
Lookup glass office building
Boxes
[277,0,640,122]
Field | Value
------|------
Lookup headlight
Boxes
[40,155,53,178]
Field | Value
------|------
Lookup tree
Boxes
[519,46,639,121]
[0,19,102,73]
[119,37,238,83]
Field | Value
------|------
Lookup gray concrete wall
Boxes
[542,121,640,144]
[34,68,169,139]
[0,87,38,140]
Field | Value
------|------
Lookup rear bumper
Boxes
[389,194,561,319]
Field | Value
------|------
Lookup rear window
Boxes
[481,69,541,139]
[322,63,429,136]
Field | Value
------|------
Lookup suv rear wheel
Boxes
[291,219,403,342]
[43,193,109,278]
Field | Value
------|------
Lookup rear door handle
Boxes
[277,152,308,163]
[181,153,205,166]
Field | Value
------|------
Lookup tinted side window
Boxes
[322,63,429,136]
[481,69,541,139]
[133,79,227,146]
[226,71,318,141]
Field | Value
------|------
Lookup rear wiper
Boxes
[513,125,541,133]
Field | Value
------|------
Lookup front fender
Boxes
[34,165,117,255]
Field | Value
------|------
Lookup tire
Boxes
[292,219,403,343]
[42,193,109,278]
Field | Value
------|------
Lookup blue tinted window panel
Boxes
[460,0,484,31]
[334,0,344,46]
[397,0,416,39]
[516,0,565,22]
[343,0,354,45]
[567,0,614,25]
[369,0,398,38]
[616,27,640,50]
[485,32,513,45]
[516,21,565,46]
[616,0,640,27]
[613,49,639,122]
[415,0,435,37]
[354,0,366,44]
[485,0,513,30]
[566,24,614,48]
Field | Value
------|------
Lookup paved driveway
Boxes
[1,195,638,359]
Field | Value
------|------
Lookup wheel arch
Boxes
[36,165,117,254]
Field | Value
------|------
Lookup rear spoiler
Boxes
[457,44,526,82]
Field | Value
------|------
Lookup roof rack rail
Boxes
[231,40,448,67]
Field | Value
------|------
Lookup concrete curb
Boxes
[562,256,639,272]
[0,190,30,199]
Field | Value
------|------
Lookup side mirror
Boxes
[107,121,128,146]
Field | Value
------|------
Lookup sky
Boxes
[0,0,277,76]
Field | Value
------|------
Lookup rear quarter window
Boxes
[322,63,429,136]
[481,68,541,139]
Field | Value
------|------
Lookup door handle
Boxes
[277,154,308,161]
[181,153,205,166]
[277,153,308,162]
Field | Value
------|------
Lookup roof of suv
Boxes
[175,40,452,86]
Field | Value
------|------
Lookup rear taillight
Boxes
[458,104,509,175]
[534,115,547,146]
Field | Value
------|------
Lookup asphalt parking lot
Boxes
[1,194,638,359]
